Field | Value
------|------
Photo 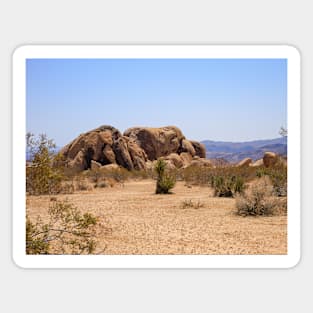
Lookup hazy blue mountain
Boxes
[201,137,287,163]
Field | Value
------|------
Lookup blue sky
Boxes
[26,58,287,147]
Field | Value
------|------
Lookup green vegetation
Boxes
[155,159,176,194]
[26,133,64,195]
[26,200,98,254]
[256,161,287,197]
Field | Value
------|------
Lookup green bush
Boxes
[255,162,287,197]
[26,133,64,195]
[211,175,245,197]
[26,200,98,254]
[180,165,254,191]
[155,159,176,194]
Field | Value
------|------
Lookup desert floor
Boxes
[26,179,287,255]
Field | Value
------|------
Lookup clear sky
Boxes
[26,58,287,147]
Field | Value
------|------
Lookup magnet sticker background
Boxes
[13,45,300,268]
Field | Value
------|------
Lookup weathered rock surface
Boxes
[180,139,196,156]
[124,126,185,160]
[189,141,206,158]
[60,125,206,171]
[250,158,264,167]
[236,158,252,167]
[263,152,278,168]
[189,158,213,168]
[180,152,193,167]
[165,153,184,168]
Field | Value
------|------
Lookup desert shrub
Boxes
[26,133,64,195]
[155,159,176,194]
[211,174,245,197]
[59,181,75,194]
[256,161,287,197]
[181,166,212,185]
[236,177,277,216]
[26,201,98,254]
[94,181,109,188]
[181,165,254,191]
[75,178,91,191]
[180,199,204,209]
[88,169,104,183]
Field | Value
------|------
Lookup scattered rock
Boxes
[263,152,278,168]
[165,153,184,168]
[236,158,252,167]
[189,158,212,168]
[91,160,102,171]
[100,163,120,171]
[250,159,264,167]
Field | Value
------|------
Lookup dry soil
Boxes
[26,179,287,255]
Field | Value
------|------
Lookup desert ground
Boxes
[26,179,287,255]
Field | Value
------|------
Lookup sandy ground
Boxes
[26,180,287,255]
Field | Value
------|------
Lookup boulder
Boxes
[180,152,193,167]
[164,159,176,171]
[68,150,86,171]
[166,153,184,168]
[190,141,206,158]
[126,138,148,170]
[59,124,208,172]
[112,136,134,170]
[263,152,278,168]
[103,145,116,164]
[90,160,102,171]
[250,159,264,167]
[236,158,252,167]
[124,126,185,160]
[189,158,212,168]
[180,139,196,156]
[101,163,120,171]
[60,125,122,170]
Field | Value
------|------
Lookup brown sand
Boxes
[26,180,287,255]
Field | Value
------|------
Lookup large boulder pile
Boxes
[60,125,207,171]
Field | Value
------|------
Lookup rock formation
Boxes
[263,152,278,168]
[59,125,206,171]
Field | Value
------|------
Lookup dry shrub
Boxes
[26,200,99,254]
[181,165,255,188]
[236,176,278,216]
[181,165,212,185]
[94,181,110,188]
[180,199,204,209]
[26,134,64,195]
[75,176,92,191]
[59,181,75,194]
[256,160,287,197]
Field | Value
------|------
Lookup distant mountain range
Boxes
[201,137,287,163]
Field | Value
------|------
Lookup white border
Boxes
[13,45,301,268]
